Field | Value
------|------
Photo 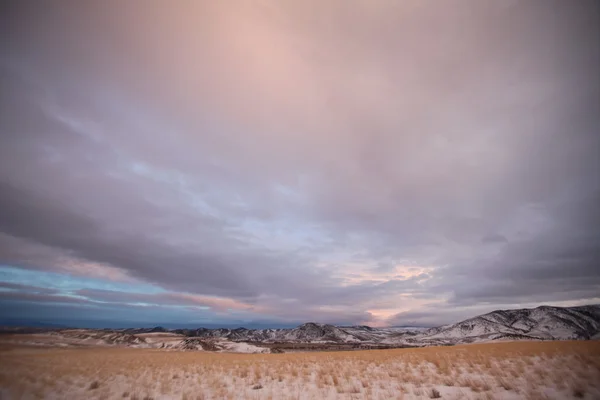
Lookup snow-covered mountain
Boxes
[166,305,600,345]
[420,305,600,343]
[5,305,599,349]
[167,323,363,343]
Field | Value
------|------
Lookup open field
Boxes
[1,341,599,399]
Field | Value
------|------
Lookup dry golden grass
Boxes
[0,341,599,399]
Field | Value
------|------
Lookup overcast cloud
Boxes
[0,0,599,327]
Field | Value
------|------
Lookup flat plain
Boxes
[1,340,599,399]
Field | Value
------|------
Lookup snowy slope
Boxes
[421,305,600,342]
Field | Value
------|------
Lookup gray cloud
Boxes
[481,234,508,244]
[0,291,88,305]
[0,0,599,326]
[0,282,59,295]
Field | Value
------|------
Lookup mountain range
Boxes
[119,304,600,346]
[2,305,599,351]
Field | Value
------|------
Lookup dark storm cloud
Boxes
[0,0,599,326]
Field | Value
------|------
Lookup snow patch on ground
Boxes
[218,341,270,354]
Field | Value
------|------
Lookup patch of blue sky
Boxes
[0,265,165,295]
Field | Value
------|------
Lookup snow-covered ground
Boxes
[0,340,598,399]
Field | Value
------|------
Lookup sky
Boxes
[0,0,599,328]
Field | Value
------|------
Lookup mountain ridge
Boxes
[3,305,599,348]
[113,304,600,346]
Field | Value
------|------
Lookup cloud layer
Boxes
[1,0,599,327]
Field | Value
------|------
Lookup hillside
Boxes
[421,305,600,343]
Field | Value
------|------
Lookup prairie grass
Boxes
[0,340,598,399]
